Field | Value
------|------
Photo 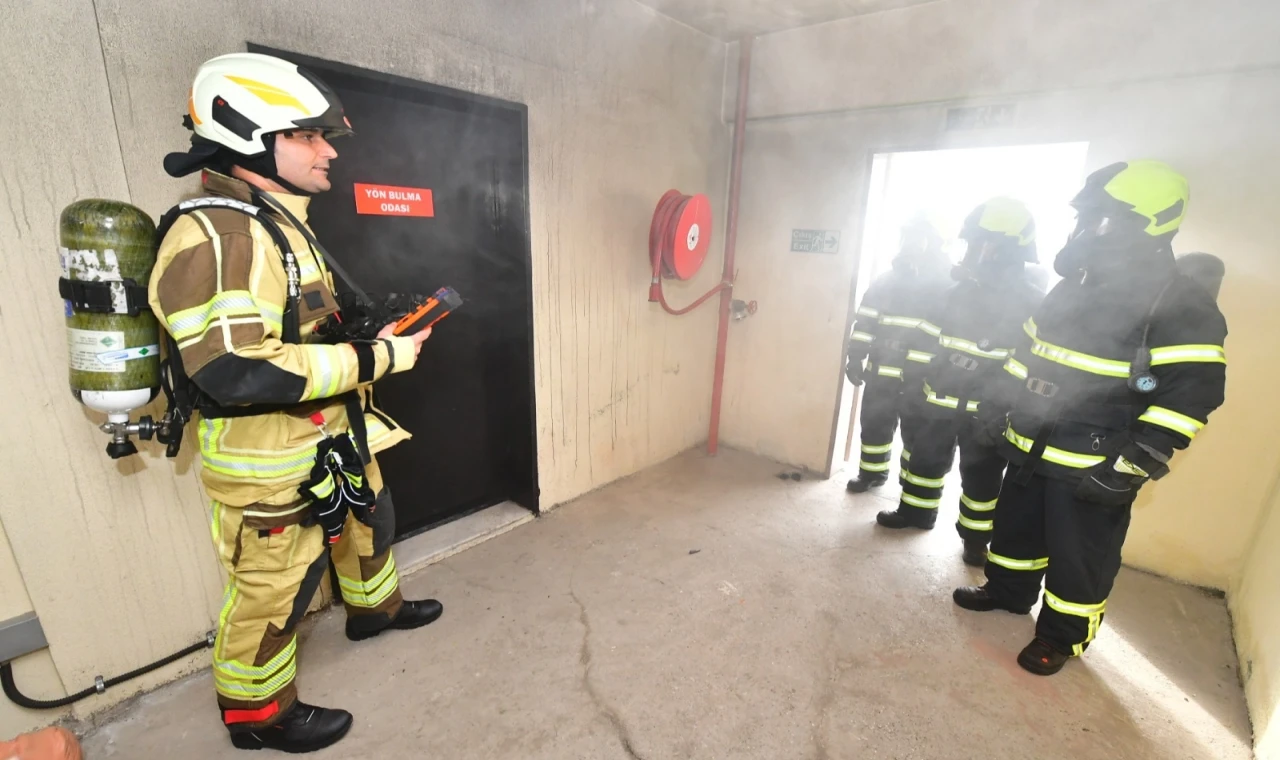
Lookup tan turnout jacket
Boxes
[150,170,415,506]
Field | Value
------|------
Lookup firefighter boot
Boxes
[875,508,936,530]
[346,599,444,642]
[952,585,1032,615]
[1017,638,1071,676]
[961,540,988,568]
[847,474,889,493]
[228,701,352,753]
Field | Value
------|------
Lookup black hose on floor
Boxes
[0,631,214,710]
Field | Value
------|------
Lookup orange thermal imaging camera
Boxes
[393,287,463,336]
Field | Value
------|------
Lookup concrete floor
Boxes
[82,449,1252,759]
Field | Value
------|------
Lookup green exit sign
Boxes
[791,229,841,254]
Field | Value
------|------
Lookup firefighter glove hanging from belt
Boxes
[297,415,377,545]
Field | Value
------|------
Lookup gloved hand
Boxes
[845,355,864,386]
[1076,457,1146,507]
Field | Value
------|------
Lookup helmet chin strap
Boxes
[231,134,317,197]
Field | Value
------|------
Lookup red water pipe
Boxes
[707,36,753,456]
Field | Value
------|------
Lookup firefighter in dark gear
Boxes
[846,215,952,492]
[154,53,444,752]
[953,161,1227,676]
[875,198,1043,571]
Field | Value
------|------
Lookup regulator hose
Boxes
[1,631,214,710]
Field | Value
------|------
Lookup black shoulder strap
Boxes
[250,189,373,309]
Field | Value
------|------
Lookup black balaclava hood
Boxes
[163,132,314,196]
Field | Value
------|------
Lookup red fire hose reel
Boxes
[650,190,712,282]
[648,190,755,317]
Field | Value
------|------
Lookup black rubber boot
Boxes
[228,702,352,753]
[952,585,1032,615]
[875,508,936,530]
[847,474,889,493]
[1017,637,1071,676]
[346,599,444,642]
[961,541,988,568]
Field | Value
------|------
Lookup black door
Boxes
[253,46,539,538]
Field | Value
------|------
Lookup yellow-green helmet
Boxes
[960,196,1037,263]
[1071,160,1189,240]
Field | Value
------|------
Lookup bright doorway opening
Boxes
[834,142,1090,469]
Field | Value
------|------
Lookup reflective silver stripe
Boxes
[1004,426,1105,468]
[857,306,881,318]
[876,366,903,378]
[1137,406,1204,438]
[1024,319,1129,378]
[987,552,1048,571]
[924,383,979,412]
[961,494,997,512]
[901,493,940,509]
[1044,591,1106,617]
[903,471,944,488]
[939,335,1009,360]
[859,460,891,472]
[906,350,934,363]
[957,515,993,531]
[1149,344,1226,365]
[851,331,876,343]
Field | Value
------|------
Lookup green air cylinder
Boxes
[60,199,161,418]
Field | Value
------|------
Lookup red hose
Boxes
[648,191,726,316]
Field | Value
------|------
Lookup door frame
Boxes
[248,43,541,515]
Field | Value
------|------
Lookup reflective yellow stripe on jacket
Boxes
[939,335,1009,360]
[923,382,979,413]
[1024,319,1130,378]
[1004,426,1105,468]
[1138,405,1206,439]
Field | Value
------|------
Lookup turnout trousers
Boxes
[896,412,1006,537]
[984,471,1133,655]
[856,375,904,479]
[209,456,404,728]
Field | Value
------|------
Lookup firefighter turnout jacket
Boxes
[849,266,953,384]
[149,170,418,506]
[992,262,1226,482]
[908,277,1045,418]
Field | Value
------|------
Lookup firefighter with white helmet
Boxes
[153,53,442,752]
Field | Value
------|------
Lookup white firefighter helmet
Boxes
[186,52,352,156]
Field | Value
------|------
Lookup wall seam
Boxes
[621,0,725,43]
[90,0,134,202]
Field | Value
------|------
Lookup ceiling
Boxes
[634,0,943,40]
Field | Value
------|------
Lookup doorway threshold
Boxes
[394,502,535,577]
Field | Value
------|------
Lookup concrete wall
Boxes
[2,0,728,731]
[1232,484,1280,759]
[0,0,226,735]
[0,520,70,737]
[721,0,1280,591]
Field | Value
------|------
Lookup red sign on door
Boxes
[353,183,435,217]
